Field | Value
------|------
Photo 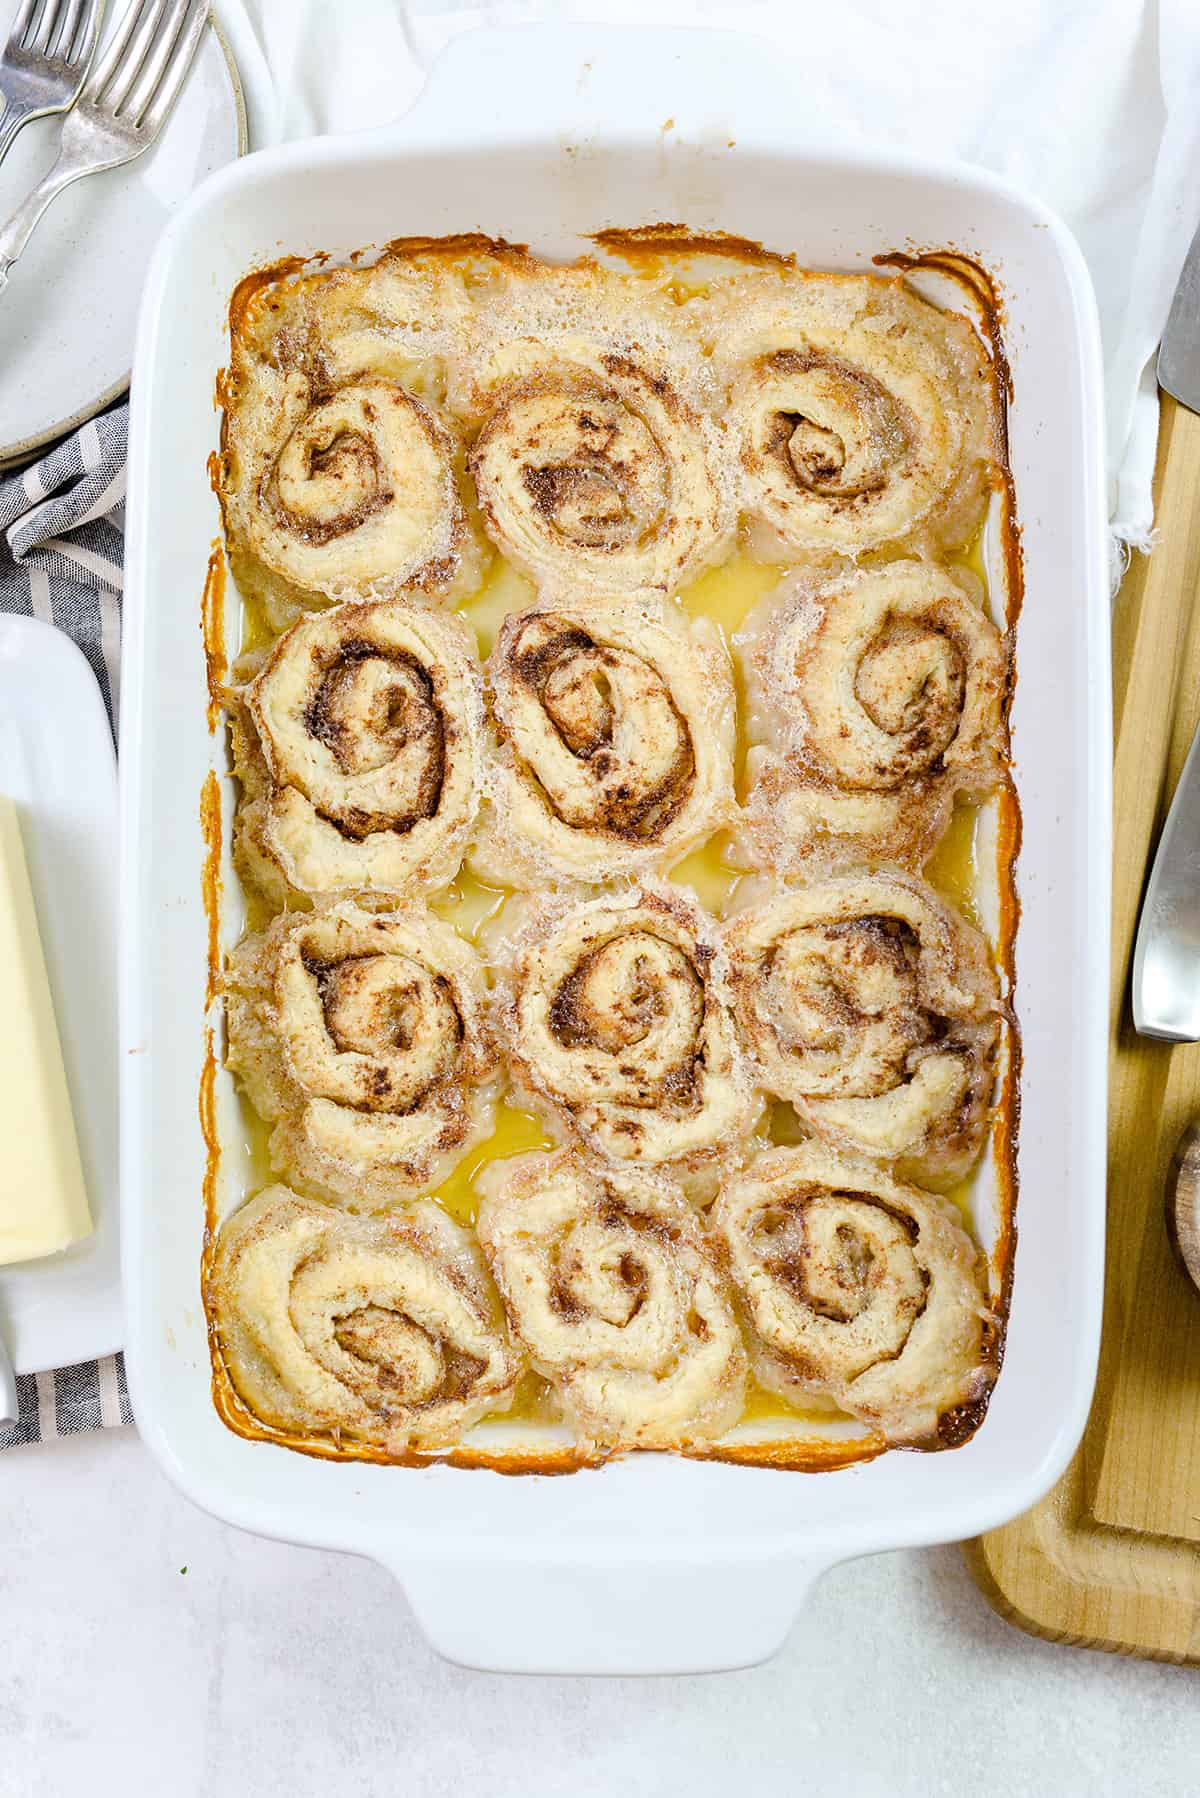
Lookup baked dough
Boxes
[455,261,732,595]
[498,883,760,1169]
[211,1185,521,1452]
[477,1148,746,1451]
[473,595,736,886]
[213,234,1015,1468]
[225,901,496,1209]
[725,874,1000,1183]
[243,597,483,898]
[713,1142,991,1445]
[219,246,485,610]
[696,268,994,562]
[737,561,1007,874]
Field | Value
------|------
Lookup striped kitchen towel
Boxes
[0,403,131,1452]
[2,1357,133,1448]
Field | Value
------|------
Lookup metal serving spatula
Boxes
[1131,220,1200,1039]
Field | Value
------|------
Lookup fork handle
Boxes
[0,148,88,293]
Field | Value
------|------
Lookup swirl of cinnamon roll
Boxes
[713,1143,991,1445]
[737,562,1007,874]
[499,884,759,1169]
[223,378,465,602]
[455,267,732,595]
[725,876,999,1184]
[243,597,483,898]
[225,901,496,1210]
[210,1186,522,1453]
[701,270,995,560]
[476,1149,747,1451]
[473,597,736,887]
[219,248,487,605]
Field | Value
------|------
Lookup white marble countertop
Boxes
[4,1425,1197,1796]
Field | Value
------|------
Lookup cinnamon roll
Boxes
[220,250,481,607]
[725,876,999,1183]
[713,1143,991,1445]
[473,597,736,887]
[476,1149,747,1451]
[225,901,496,1210]
[737,562,1007,874]
[498,884,759,1169]
[456,265,732,595]
[226,379,464,601]
[243,597,483,898]
[700,270,995,561]
[211,1186,521,1452]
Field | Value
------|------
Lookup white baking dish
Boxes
[121,23,1110,1674]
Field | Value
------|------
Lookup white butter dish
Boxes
[0,616,119,1375]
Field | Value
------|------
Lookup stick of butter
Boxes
[0,795,92,1265]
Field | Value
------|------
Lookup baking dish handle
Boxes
[392,21,823,154]
[383,1550,838,1676]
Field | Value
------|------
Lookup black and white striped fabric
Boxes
[0,402,131,1451]
[1,1356,132,1448]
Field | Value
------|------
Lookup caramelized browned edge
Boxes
[377,231,533,266]
[200,769,222,1010]
[592,222,794,266]
[198,234,1022,1476]
[200,539,227,735]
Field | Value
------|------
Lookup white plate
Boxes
[0,14,245,467]
[0,616,119,1374]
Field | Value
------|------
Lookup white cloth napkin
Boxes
[219,0,1200,581]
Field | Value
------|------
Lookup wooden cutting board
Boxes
[965,394,1200,1663]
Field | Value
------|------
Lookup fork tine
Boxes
[84,0,154,98]
[48,0,75,54]
[66,0,103,66]
[121,0,188,121]
[136,0,205,134]
[51,0,84,60]
[100,0,170,111]
[45,0,79,58]
[7,0,38,52]
[22,0,58,53]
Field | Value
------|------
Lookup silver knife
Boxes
[1159,218,1200,411]
[1131,218,1200,1039]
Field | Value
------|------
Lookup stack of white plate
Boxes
[0,14,247,469]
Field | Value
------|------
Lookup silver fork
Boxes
[0,0,105,168]
[0,0,208,294]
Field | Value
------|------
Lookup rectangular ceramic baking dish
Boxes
[121,23,1110,1675]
